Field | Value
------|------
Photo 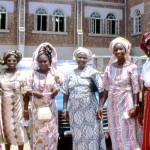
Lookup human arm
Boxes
[96,67,109,119]
[128,93,139,118]
[138,82,146,125]
[25,71,44,99]
[129,66,141,118]
[23,93,30,120]
[97,89,108,119]
[50,70,64,99]
[50,87,59,99]
[26,90,44,99]
[61,73,70,120]
[62,94,69,120]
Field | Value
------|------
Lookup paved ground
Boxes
[1,142,31,150]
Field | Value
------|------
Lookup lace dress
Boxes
[27,70,58,150]
[0,69,28,145]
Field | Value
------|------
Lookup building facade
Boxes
[0,0,149,59]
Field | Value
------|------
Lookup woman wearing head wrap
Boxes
[0,50,28,150]
[139,32,150,150]
[26,43,60,150]
[98,37,141,150]
[62,47,106,150]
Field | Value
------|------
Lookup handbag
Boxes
[37,106,52,121]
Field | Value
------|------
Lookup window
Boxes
[53,10,66,32]
[0,6,7,30]
[133,9,141,34]
[34,8,48,31]
[90,12,103,34]
[106,13,119,35]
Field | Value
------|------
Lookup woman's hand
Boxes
[96,106,103,120]
[62,110,69,121]
[23,110,29,120]
[50,88,59,99]
[128,107,139,118]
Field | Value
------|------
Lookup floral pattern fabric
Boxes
[27,70,58,150]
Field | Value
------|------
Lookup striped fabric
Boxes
[103,61,141,150]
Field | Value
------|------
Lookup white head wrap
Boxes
[109,37,131,64]
[73,47,93,61]
[32,42,57,70]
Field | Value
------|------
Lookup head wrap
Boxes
[32,42,57,70]
[109,37,131,64]
[73,47,93,61]
[0,50,22,65]
[140,32,150,53]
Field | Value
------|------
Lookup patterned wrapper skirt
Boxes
[142,88,150,150]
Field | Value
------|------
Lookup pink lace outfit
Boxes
[103,61,141,150]
[28,70,59,150]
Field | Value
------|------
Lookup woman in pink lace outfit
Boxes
[98,37,141,150]
[27,43,60,150]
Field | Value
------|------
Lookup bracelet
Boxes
[24,110,29,112]
[62,109,67,113]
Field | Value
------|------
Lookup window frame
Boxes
[89,12,104,34]
[52,9,66,32]
[105,13,119,35]
[0,6,8,30]
[34,8,48,31]
[132,9,141,34]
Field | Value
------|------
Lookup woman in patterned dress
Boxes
[98,37,141,150]
[0,50,28,150]
[140,32,150,150]
[62,47,106,150]
[26,43,60,150]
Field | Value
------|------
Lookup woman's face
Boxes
[37,54,50,72]
[76,53,88,69]
[146,40,150,57]
[113,43,126,60]
[6,55,17,69]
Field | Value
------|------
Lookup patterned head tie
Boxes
[140,31,150,53]
[32,42,57,70]
[0,50,22,65]
[73,47,93,61]
[109,37,131,64]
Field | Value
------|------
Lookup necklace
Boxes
[38,73,48,92]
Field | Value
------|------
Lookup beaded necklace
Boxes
[38,72,48,92]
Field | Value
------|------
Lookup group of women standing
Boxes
[0,32,148,150]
